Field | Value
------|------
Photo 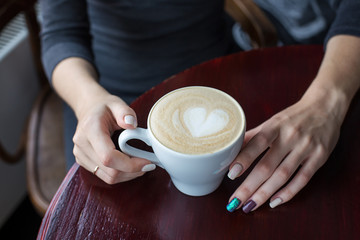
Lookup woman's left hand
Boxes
[226,89,344,213]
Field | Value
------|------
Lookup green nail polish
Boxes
[226,198,241,212]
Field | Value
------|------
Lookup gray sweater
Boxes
[40,0,232,103]
[40,0,360,103]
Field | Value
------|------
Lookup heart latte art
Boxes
[149,87,243,154]
[182,108,229,138]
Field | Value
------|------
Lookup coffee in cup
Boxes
[149,86,243,154]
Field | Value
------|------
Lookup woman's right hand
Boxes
[72,93,156,184]
[52,57,155,184]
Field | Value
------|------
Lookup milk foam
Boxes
[149,87,243,155]
[183,108,229,138]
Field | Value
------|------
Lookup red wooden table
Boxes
[37,45,360,240]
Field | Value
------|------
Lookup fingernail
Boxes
[269,198,282,208]
[242,200,257,213]
[227,164,243,180]
[226,198,241,212]
[124,115,137,127]
[141,164,156,172]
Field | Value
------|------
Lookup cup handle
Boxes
[118,128,163,168]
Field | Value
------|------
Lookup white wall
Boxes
[0,35,40,227]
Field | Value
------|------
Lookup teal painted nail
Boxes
[226,198,241,212]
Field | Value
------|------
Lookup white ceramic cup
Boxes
[118,87,246,196]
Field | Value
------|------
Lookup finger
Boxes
[109,102,138,129]
[243,125,262,146]
[74,143,117,183]
[85,162,145,184]
[73,138,98,168]
[97,166,146,184]
[244,146,308,211]
[86,123,153,172]
[228,126,278,180]
[227,139,290,212]
[74,144,147,184]
[74,142,116,181]
[269,148,325,209]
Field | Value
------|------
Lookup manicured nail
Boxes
[227,164,243,180]
[226,198,241,212]
[242,200,257,213]
[141,164,156,172]
[269,198,282,208]
[124,115,137,127]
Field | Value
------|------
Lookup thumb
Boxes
[110,102,138,129]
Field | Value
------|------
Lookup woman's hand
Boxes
[226,34,360,213]
[52,57,155,184]
[73,94,156,184]
[226,89,343,213]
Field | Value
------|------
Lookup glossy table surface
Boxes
[38,45,360,240]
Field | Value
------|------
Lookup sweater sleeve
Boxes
[39,0,94,84]
[325,0,360,44]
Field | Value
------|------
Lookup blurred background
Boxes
[0,2,42,238]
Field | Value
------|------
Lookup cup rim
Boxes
[147,86,246,156]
